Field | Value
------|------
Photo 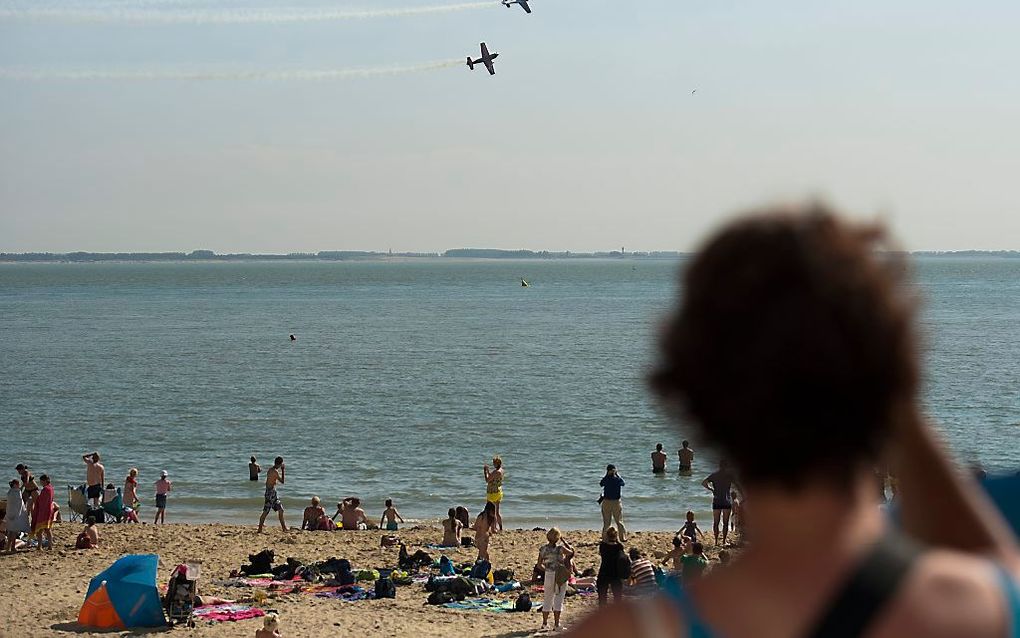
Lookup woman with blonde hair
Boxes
[536,526,574,631]
[483,455,505,532]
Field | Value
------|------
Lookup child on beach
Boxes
[154,471,171,524]
[254,612,282,638]
[659,535,685,575]
[677,510,704,543]
[380,499,404,531]
[75,516,100,549]
[336,497,368,530]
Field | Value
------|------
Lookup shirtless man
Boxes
[651,443,668,474]
[83,452,105,508]
[257,457,287,532]
[678,440,694,474]
[339,497,368,530]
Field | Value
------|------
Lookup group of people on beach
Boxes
[2,453,174,553]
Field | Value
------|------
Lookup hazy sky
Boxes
[1,0,1018,253]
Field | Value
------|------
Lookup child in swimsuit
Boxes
[678,510,704,543]
[380,499,404,531]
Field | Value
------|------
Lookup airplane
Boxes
[466,42,498,75]
[502,0,532,13]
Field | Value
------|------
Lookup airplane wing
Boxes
[520,0,532,12]
[484,60,496,75]
[480,42,489,58]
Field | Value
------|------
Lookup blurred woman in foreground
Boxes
[571,204,1020,638]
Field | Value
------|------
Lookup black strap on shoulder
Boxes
[804,533,921,638]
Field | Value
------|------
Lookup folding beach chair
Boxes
[67,485,88,523]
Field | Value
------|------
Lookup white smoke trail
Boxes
[0,2,495,24]
[0,59,464,81]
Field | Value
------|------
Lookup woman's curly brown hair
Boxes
[650,204,919,489]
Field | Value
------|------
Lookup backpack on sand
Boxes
[374,577,396,599]
[514,592,533,612]
[469,559,491,581]
[426,591,455,606]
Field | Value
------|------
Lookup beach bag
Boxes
[427,591,455,606]
[390,570,413,586]
[492,568,515,584]
[460,536,474,547]
[469,559,491,581]
[380,535,399,547]
[514,592,533,612]
[357,569,380,582]
[439,556,455,576]
[374,577,396,599]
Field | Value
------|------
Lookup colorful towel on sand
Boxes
[425,544,460,550]
[314,585,375,602]
[441,598,516,613]
[193,604,266,623]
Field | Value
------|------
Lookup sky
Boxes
[1,0,1018,253]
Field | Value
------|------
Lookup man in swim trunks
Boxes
[652,443,668,473]
[702,458,738,545]
[678,440,694,474]
[257,456,287,533]
[82,452,105,508]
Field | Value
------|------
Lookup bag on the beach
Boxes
[492,568,515,584]
[374,577,396,599]
[426,591,455,606]
[469,559,491,581]
[460,536,474,548]
[439,556,455,576]
[356,569,380,582]
[514,592,532,612]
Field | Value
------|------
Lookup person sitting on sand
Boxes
[677,510,704,543]
[472,502,497,562]
[338,497,368,530]
[455,506,470,531]
[255,612,282,638]
[76,516,100,549]
[301,496,327,531]
[652,443,668,474]
[681,540,708,584]
[658,535,686,576]
[380,499,404,531]
[441,508,463,546]
[627,548,656,591]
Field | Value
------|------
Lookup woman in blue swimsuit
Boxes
[569,205,1020,638]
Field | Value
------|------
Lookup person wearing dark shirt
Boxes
[599,464,627,542]
[597,526,627,606]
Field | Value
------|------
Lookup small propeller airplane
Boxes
[502,0,532,13]
[466,42,499,75]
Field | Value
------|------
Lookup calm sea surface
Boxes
[1,258,1018,529]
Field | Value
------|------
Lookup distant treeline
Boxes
[1,249,1017,263]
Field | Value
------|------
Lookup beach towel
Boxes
[426,544,460,550]
[440,597,516,613]
[192,604,265,623]
[31,484,54,534]
[315,585,375,602]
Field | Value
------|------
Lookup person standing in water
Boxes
[257,457,288,532]
[678,440,694,474]
[702,459,738,545]
[483,456,504,532]
[652,443,668,474]
[249,456,261,482]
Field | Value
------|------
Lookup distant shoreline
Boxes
[1,249,1018,263]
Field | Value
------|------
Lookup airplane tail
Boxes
[466,57,474,70]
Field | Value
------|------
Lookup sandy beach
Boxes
[0,522,733,637]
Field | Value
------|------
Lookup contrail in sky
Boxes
[0,2,495,24]
[0,60,464,81]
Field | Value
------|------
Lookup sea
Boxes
[1,258,1018,530]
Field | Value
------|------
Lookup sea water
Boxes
[1,258,1018,530]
